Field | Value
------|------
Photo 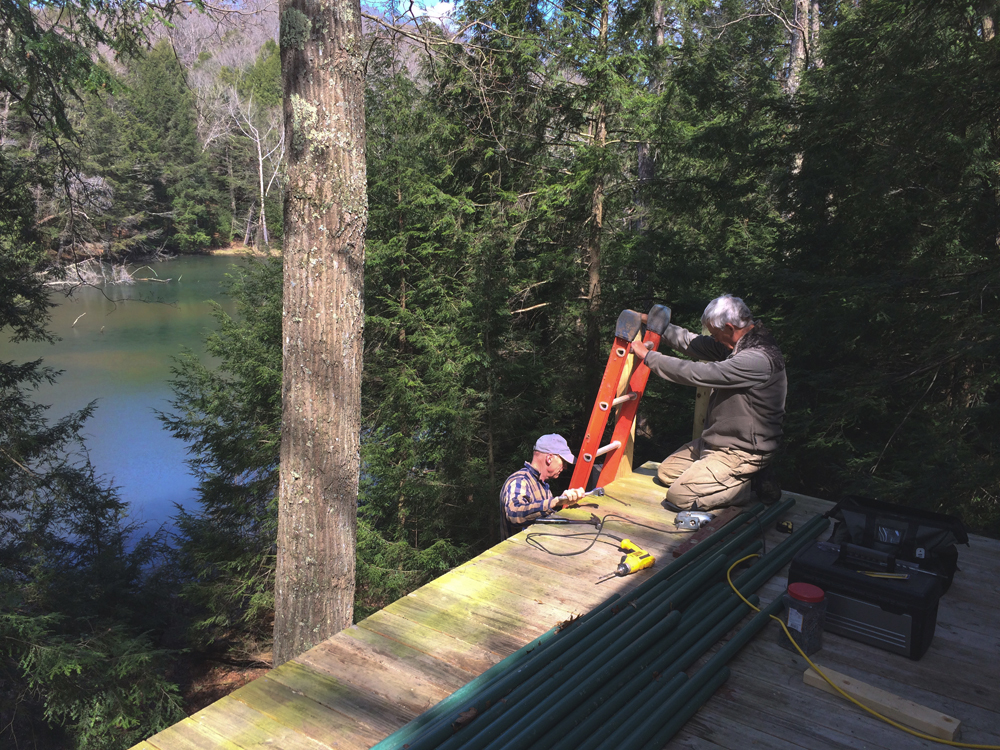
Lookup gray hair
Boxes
[702,294,753,330]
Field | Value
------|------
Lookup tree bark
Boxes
[787,0,810,94]
[585,2,609,390]
[274,0,367,667]
[811,0,822,68]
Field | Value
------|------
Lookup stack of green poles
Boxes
[372,498,827,750]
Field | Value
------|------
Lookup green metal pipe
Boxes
[569,517,827,750]
[517,538,762,750]
[546,671,690,750]
[370,591,626,750]
[638,667,732,750]
[439,551,733,750]
[618,536,827,748]
[444,548,732,749]
[629,497,794,610]
[632,596,787,750]
[473,608,686,750]
[388,505,813,750]
[624,499,784,603]
[479,540,764,750]
[620,500,782,605]
[543,593,759,750]
[380,589,633,750]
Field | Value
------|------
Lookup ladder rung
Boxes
[582,440,621,464]
[611,392,638,407]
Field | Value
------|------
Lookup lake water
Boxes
[0,254,249,534]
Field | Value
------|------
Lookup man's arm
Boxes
[662,323,730,362]
[631,336,774,390]
[643,349,774,390]
[501,474,558,526]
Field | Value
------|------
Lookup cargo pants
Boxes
[658,437,772,511]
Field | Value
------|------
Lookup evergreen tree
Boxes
[129,39,226,253]
[785,0,1000,532]
[0,150,184,749]
[160,257,282,653]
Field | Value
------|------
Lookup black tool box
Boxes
[788,542,945,660]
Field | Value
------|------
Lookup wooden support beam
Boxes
[803,666,962,741]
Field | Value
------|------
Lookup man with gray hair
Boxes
[629,294,785,510]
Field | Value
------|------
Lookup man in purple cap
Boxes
[500,434,586,535]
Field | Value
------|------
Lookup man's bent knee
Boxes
[665,483,701,510]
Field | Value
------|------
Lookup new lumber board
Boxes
[803,665,962,741]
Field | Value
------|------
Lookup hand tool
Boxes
[534,513,601,527]
[616,539,654,576]
[554,487,605,506]
[594,539,655,583]
[674,510,714,530]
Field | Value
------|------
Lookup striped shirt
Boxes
[501,462,557,531]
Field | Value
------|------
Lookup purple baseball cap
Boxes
[534,434,575,463]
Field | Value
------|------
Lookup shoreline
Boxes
[207,244,281,257]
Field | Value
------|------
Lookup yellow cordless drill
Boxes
[616,539,654,576]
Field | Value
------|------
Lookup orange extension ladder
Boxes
[568,305,671,491]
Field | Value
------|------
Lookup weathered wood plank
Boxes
[741,632,1000,720]
[145,717,246,750]
[294,633,459,716]
[267,660,414,736]
[356,609,502,675]
[385,580,554,645]
[418,565,580,625]
[132,466,1000,750]
[375,593,529,657]
[229,672,380,748]
[189,696,327,750]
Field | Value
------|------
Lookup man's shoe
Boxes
[662,498,688,513]
[751,464,781,505]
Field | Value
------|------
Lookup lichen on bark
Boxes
[280,8,312,51]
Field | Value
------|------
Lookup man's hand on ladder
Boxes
[629,339,654,362]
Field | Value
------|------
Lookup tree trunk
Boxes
[982,3,996,41]
[811,0,822,68]
[226,146,237,243]
[274,0,367,667]
[585,2,609,390]
[787,0,809,94]
[634,0,666,233]
[256,132,269,246]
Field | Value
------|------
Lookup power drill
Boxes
[616,539,654,576]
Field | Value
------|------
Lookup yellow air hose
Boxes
[726,554,1000,750]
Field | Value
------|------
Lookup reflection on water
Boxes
[0,255,249,534]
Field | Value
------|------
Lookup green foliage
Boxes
[1,145,181,750]
[1,612,183,750]
[160,256,282,651]
[0,0,182,141]
[354,521,461,620]
[784,0,1000,532]
[129,39,225,253]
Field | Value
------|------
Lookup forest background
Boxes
[1,0,998,747]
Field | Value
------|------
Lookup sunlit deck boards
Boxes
[137,464,1000,750]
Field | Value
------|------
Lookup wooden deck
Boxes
[135,464,1000,750]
